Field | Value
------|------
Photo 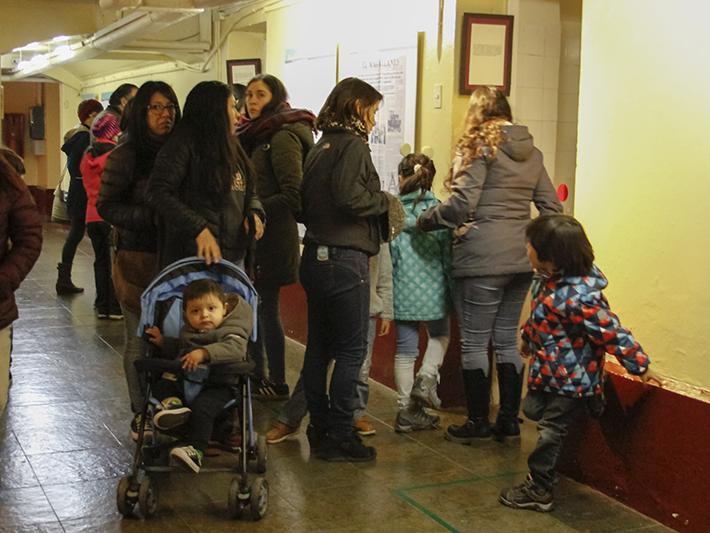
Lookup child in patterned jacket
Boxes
[390,153,452,433]
[499,214,661,512]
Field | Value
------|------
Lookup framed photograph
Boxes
[226,58,262,87]
[459,13,514,95]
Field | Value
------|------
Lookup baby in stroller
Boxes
[145,278,252,473]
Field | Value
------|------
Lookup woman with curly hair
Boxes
[418,86,562,444]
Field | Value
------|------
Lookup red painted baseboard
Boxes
[280,282,710,531]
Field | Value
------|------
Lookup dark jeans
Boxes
[153,378,232,452]
[300,245,369,440]
[253,284,286,384]
[524,390,584,491]
[61,214,86,265]
[86,222,119,313]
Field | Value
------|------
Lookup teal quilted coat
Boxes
[390,189,452,321]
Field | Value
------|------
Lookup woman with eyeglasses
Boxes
[148,80,265,269]
[97,80,181,439]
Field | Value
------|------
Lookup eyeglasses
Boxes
[147,103,178,114]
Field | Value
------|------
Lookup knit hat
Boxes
[91,111,121,142]
[77,99,103,124]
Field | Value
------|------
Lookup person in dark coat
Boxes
[0,148,42,412]
[417,86,562,444]
[149,81,265,269]
[299,77,395,463]
[55,98,102,295]
[98,81,181,439]
[238,74,315,399]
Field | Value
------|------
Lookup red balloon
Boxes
[557,184,569,202]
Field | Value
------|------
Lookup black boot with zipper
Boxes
[446,368,492,443]
[493,363,524,441]
[55,262,84,295]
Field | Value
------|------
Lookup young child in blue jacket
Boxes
[499,214,661,512]
[390,153,452,432]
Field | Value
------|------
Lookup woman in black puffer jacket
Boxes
[149,81,264,270]
[98,81,180,436]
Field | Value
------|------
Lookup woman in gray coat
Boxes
[418,87,562,443]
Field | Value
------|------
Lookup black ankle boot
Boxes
[446,369,492,444]
[56,262,84,295]
[493,363,524,440]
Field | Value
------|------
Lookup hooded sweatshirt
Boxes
[523,266,650,398]
[418,124,562,278]
[80,139,116,223]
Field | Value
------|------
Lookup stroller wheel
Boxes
[116,476,136,517]
[256,434,267,474]
[249,477,269,521]
[228,477,249,519]
[138,477,159,518]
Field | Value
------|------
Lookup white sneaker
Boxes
[170,445,203,473]
[153,407,191,431]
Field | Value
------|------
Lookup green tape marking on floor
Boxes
[394,488,460,533]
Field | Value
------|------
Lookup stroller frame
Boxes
[115,257,268,520]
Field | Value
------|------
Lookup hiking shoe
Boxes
[316,433,376,462]
[410,373,442,409]
[353,417,376,436]
[394,405,440,433]
[130,413,154,442]
[499,476,554,512]
[253,378,290,400]
[154,407,191,431]
[445,417,492,443]
[170,445,204,473]
[266,421,299,444]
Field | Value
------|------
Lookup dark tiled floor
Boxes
[0,224,671,532]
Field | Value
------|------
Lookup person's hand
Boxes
[196,228,222,265]
[378,319,392,336]
[639,367,664,387]
[181,348,209,372]
[145,326,164,347]
[243,213,265,240]
[519,337,531,357]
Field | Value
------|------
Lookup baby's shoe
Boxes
[410,373,441,409]
[153,397,191,431]
[170,445,203,473]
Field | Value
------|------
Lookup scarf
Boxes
[237,103,316,155]
[319,116,369,142]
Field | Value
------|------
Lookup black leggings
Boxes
[61,215,86,265]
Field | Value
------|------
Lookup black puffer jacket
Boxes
[300,128,389,256]
[61,126,90,219]
[148,127,264,268]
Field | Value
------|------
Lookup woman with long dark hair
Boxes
[98,80,181,439]
[238,74,315,399]
[300,77,395,462]
[417,87,562,444]
[149,81,264,269]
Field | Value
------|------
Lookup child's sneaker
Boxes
[266,421,299,444]
[130,413,154,442]
[394,405,440,433]
[499,476,554,512]
[353,417,376,436]
[153,406,191,431]
[170,445,203,473]
[410,373,441,409]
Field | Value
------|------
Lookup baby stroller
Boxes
[115,257,268,520]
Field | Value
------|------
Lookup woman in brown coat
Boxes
[0,148,42,412]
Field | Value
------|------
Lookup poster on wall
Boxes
[339,43,418,194]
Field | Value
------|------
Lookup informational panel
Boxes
[339,43,418,194]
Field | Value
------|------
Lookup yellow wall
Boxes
[576,0,710,388]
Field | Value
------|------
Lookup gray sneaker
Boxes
[499,476,554,512]
[394,405,440,433]
[410,374,441,409]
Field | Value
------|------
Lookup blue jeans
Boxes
[524,390,584,491]
[454,273,532,375]
[395,318,450,357]
[300,245,370,439]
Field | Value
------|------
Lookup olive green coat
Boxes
[250,121,314,287]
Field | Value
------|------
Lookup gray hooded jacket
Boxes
[418,124,562,278]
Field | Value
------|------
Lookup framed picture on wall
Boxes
[226,58,262,87]
[459,13,514,95]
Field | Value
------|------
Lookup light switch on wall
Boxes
[433,83,442,109]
